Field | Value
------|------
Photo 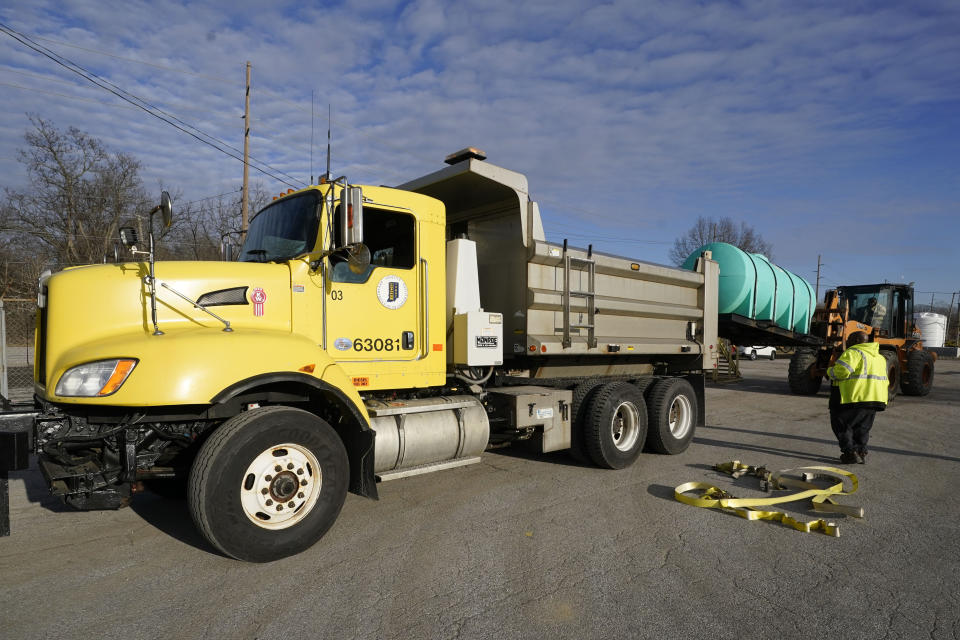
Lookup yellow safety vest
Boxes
[826,342,888,405]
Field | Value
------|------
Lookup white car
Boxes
[746,346,777,360]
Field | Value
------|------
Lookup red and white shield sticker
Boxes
[251,287,267,316]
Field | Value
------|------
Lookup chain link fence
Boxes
[0,299,35,405]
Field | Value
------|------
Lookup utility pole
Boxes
[241,61,251,239]
[930,292,935,312]
[955,293,960,347]
[949,292,957,345]
[951,291,960,347]
[815,254,823,301]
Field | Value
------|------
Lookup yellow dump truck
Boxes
[0,149,718,561]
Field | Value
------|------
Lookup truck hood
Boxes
[39,260,292,394]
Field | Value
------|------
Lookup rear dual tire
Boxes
[645,377,697,455]
[575,377,698,469]
[583,382,648,469]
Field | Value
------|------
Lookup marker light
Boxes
[56,359,138,397]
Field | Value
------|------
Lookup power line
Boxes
[0,23,306,190]
[0,80,141,110]
[0,226,236,247]
[182,189,242,206]
[27,33,234,85]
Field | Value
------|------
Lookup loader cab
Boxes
[839,284,913,339]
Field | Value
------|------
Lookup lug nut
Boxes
[300,480,307,486]
[297,492,304,499]
[297,468,303,475]
[261,488,268,495]
[288,501,295,508]
[275,465,282,472]
[265,499,273,506]
[265,475,273,481]
[287,463,294,470]
[277,504,283,511]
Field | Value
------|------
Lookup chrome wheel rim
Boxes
[610,401,641,452]
[668,395,693,439]
[240,443,321,530]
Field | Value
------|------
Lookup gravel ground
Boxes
[1,357,958,640]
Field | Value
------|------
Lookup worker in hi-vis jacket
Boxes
[826,331,888,464]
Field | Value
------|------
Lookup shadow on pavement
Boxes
[700,424,960,463]
[129,494,219,556]
[693,434,837,464]
[486,446,594,468]
[708,376,803,397]
[18,460,72,513]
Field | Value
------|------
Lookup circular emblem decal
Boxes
[376,275,408,310]
[251,287,267,317]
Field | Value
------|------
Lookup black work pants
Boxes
[829,403,876,454]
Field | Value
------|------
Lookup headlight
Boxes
[55,359,138,397]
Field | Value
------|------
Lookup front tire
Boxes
[583,382,648,469]
[749,350,757,361]
[788,349,822,395]
[188,406,349,562]
[645,377,697,454]
[901,349,934,396]
[881,351,900,403]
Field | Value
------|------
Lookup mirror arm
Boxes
[147,224,163,336]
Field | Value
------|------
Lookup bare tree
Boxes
[159,182,269,261]
[669,216,774,266]
[1,116,149,271]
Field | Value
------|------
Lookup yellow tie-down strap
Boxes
[674,461,863,537]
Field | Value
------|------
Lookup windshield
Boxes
[239,192,320,262]
[842,286,893,333]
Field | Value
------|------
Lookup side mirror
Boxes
[158,191,173,228]
[340,186,364,247]
[346,244,371,274]
[119,227,139,248]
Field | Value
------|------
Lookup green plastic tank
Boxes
[683,242,816,334]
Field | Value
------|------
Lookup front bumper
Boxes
[0,411,35,472]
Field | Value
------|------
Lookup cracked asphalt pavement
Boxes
[2,358,958,639]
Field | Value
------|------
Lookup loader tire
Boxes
[901,350,934,396]
[881,350,900,403]
[583,382,647,469]
[788,349,822,395]
[188,406,348,562]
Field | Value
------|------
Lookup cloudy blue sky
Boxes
[1,0,958,306]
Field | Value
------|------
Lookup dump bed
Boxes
[398,156,718,372]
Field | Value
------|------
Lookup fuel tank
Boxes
[366,395,489,477]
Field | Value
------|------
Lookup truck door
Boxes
[324,206,422,363]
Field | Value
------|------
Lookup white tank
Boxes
[916,312,947,348]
